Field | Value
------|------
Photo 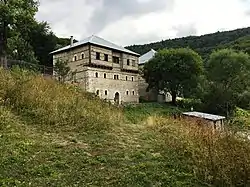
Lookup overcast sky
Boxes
[36,0,250,46]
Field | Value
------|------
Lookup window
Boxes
[126,76,128,81]
[95,72,98,78]
[132,77,134,81]
[117,75,119,80]
[112,56,119,64]
[132,60,136,66]
[74,55,77,61]
[126,91,129,95]
[105,90,108,95]
[96,52,100,60]
[132,91,135,95]
[127,59,130,66]
[114,75,119,80]
[96,90,100,95]
[104,73,107,78]
[81,53,85,59]
[104,54,108,61]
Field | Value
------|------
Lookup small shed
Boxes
[182,111,226,131]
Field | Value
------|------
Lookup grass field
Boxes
[1,68,250,187]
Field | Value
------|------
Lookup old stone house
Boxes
[50,35,140,104]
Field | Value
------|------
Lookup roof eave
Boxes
[50,42,139,56]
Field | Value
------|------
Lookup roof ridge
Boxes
[93,35,126,49]
[89,35,95,42]
[50,35,139,56]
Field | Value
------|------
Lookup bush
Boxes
[177,98,202,111]
[148,117,250,186]
[0,68,123,132]
[230,107,250,131]
[238,91,250,110]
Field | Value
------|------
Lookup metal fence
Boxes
[5,59,53,76]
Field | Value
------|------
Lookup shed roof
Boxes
[139,49,157,65]
[50,35,139,56]
[183,111,225,121]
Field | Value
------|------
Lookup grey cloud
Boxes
[86,0,175,33]
[122,33,163,46]
[246,9,250,16]
[240,0,250,16]
[173,24,197,38]
[36,0,94,38]
[36,0,174,40]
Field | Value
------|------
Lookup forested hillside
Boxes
[126,27,250,59]
[218,35,250,54]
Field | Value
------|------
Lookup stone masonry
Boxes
[51,35,140,104]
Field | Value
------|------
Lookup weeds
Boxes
[0,68,250,186]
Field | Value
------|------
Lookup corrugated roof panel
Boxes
[50,35,139,56]
[183,111,225,121]
[139,49,157,65]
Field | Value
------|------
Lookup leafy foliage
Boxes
[202,49,250,115]
[27,21,57,67]
[218,35,250,54]
[53,59,71,83]
[0,0,39,62]
[143,48,203,105]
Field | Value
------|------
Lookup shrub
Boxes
[0,68,123,132]
[230,107,250,131]
[177,98,202,111]
[147,117,250,186]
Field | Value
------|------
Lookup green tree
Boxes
[203,49,250,115]
[0,0,38,65]
[143,48,203,105]
[53,59,71,83]
[28,21,57,67]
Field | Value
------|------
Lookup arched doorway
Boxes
[114,92,119,104]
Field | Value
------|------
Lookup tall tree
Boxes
[0,0,8,67]
[0,0,38,66]
[53,59,71,83]
[143,48,203,105]
[203,49,250,115]
[28,21,57,67]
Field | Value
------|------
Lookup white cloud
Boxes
[36,0,250,46]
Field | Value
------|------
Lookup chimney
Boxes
[70,36,73,46]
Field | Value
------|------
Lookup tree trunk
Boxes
[0,21,8,68]
[0,0,8,68]
[0,56,7,69]
[171,90,177,106]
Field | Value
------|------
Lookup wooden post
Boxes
[0,56,7,69]
[0,0,8,69]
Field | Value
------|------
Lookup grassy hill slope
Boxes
[1,68,250,186]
